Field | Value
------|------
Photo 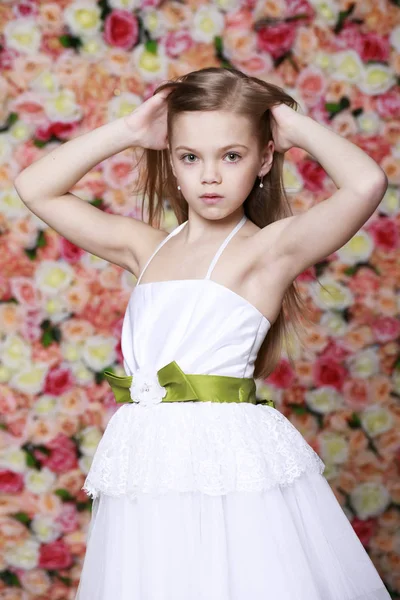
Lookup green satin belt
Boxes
[103,360,275,408]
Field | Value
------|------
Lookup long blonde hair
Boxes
[131,67,315,380]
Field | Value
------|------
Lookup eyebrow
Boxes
[174,144,249,152]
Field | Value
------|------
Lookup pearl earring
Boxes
[259,175,264,188]
[177,185,181,191]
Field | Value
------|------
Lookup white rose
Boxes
[24,467,56,494]
[31,514,61,543]
[5,538,40,570]
[350,481,391,519]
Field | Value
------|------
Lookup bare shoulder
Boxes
[124,218,168,278]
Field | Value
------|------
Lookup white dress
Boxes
[76,215,391,600]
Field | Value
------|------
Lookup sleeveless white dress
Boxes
[76,215,391,600]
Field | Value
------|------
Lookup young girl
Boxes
[15,67,391,600]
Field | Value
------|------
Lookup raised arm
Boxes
[255,104,388,281]
[13,90,172,274]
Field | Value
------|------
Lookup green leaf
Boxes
[11,512,31,526]
[0,570,22,587]
[55,488,74,502]
[145,40,157,54]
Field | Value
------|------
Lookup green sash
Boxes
[103,360,275,408]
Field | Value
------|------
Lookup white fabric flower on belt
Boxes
[129,365,167,406]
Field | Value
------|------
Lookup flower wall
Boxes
[0,0,399,598]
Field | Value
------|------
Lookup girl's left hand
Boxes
[270,103,305,154]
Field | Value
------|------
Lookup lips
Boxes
[201,194,223,198]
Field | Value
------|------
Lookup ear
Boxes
[259,140,275,177]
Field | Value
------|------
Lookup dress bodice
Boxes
[121,214,271,379]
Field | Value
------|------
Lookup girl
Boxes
[14,67,391,600]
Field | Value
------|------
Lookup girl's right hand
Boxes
[124,89,173,150]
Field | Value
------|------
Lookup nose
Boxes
[201,164,221,184]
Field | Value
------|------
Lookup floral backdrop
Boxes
[0,0,399,598]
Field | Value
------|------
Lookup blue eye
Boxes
[180,152,241,163]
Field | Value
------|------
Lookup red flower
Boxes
[103,10,139,51]
[256,22,297,60]
[358,32,390,63]
[367,217,399,253]
[351,517,377,547]
[297,159,326,192]
[266,358,296,388]
[313,357,347,391]
[0,470,24,493]
[44,365,75,396]
[39,539,73,570]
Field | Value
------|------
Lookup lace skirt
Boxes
[76,402,391,600]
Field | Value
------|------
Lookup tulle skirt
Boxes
[75,469,391,600]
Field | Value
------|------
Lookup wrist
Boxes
[286,113,312,150]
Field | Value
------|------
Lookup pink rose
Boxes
[319,340,351,362]
[286,0,314,21]
[343,378,370,410]
[164,30,193,58]
[297,67,328,108]
[44,365,76,396]
[0,470,24,493]
[357,32,390,63]
[266,358,295,388]
[15,1,38,18]
[313,356,347,391]
[38,539,73,570]
[376,90,400,120]
[297,158,326,192]
[34,433,78,474]
[256,22,297,60]
[371,316,400,343]
[335,22,362,51]
[348,268,381,295]
[9,277,38,310]
[226,8,253,29]
[367,217,399,253]
[103,10,139,51]
[60,238,85,263]
[55,502,79,533]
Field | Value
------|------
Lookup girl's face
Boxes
[168,110,274,218]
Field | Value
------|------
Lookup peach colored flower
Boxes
[337,470,358,493]
[29,418,59,445]
[38,3,64,33]
[293,26,319,63]
[381,154,400,185]
[343,378,371,410]
[60,319,95,343]
[0,303,22,334]
[57,414,80,438]
[161,2,192,29]
[0,517,30,550]
[37,492,62,517]
[64,530,87,556]
[288,413,319,438]
[342,326,374,351]
[56,469,85,497]
[223,28,257,61]
[382,120,400,146]
[331,112,358,137]
[64,282,91,315]
[180,42,219,70]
